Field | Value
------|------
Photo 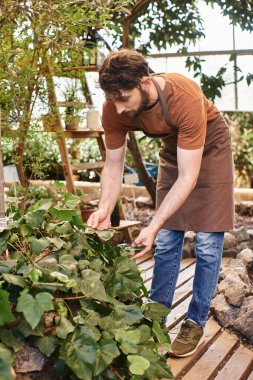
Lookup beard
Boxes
[122,87,150,118]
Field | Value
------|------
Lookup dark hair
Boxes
[99,49,150,99]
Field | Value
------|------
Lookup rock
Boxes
[182,241,195,258]
[219,259,249,284]
[211,293,239,327]
[247,229,253,240]
[233,296,253,343]
[223,233,237,250]
[13,345,46,373]
[184,231,195,243]
[237,248,253,266]
[237,240,253,252]
[235,201,253,216]
[135,196,153,207]
[231,227,250,243]
[217,275,251,307]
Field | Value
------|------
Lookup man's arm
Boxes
[133,146,204,255]
[87,143,126,229]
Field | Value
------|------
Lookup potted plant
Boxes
[110,199,122,227]
[64,82,81,130]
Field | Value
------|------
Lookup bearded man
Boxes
[87,49,234,357]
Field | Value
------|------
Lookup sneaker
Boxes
[171,320,204,357]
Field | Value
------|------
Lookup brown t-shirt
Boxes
[102,73,220,150]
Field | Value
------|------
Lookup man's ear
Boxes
[140,76,152,89]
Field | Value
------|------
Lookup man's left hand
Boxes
[132,226,157,258]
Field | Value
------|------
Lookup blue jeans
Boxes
[150,229,224,328]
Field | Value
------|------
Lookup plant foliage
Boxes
[0,192,173,379]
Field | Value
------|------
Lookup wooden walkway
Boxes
[136,254,253,380]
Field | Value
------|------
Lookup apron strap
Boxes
[151,77,175,130]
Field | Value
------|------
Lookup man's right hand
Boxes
[86,208,111,230]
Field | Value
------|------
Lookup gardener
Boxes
[87,49,234,357]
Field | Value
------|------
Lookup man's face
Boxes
[106,86,150,119]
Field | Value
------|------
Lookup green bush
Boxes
[0,193,173,380]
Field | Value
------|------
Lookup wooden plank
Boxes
[135,253,153,265]
[71,162,104,171]
[112,220,141,230]
[169,317,222,378]
[180,330,239,380]
[64,130,103,138]
[56,101,86,108]
[214,344,253,380]
[138,257,154,271]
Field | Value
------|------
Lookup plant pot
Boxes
[110,214,120,227]
[65,115,80,130]
[81,205,97,223]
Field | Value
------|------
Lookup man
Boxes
[87,49,234,357]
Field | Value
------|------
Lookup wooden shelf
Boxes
[71,161,104,171]
[64,129,104,138]
[112,220,141,231]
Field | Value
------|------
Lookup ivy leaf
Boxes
[25,210,44,228]
[50,271,69,283]
[59,255,78,273]
[127,355,150,375]
[34,336,58,356]
[115,329,140,354]
[20,224,32,237]
[141,302,171,323]
[94,338,120,376]
[0,343,14,380]
[0,289,15,326]
[55,316,75,339]
[2,273,27,288]
[85,226,115,241]
[0,230,9,254]
[55,221,74,235]
[111,304,143,326]
[74,269,108,301]
[16,292,54,329]
[48,237,65,249]
[0,328,24,352]
[27,267,43,282]
[105,257,142,297]
[60,330,98,380]
[152,321,172,352]
[49,208,77,222]
[28,237,50,255]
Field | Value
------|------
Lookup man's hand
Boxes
[87,208,111,230]
[132,226,157,259]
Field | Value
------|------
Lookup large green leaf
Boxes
[0,289,15,326]
[0,328,24,352]
[2,273,27,288]
[0,343,14,380]
[55,316,75,339]
[60,330,98,380]
[127,355,150,375]
[105,257,142,297]
[28,237,50,255]
[49,207,77,222]
[74,269,108,301]
[0,230,9,254]
[115,329,140,354]
[25,210,45,228]
[111,304,143,326]
[85,227,115,242]
[152,321,171,352]
[59,255,78,273]
[16,292,54,329]
[142,302,171,323]
[48,237,65,249]
[34,336,58,356]
[55,222,74,235]
[94,338,120,376]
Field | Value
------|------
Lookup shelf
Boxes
[71,161,104,171]
[64,129,104,138]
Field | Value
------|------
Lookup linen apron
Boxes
[136,78,234,232]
